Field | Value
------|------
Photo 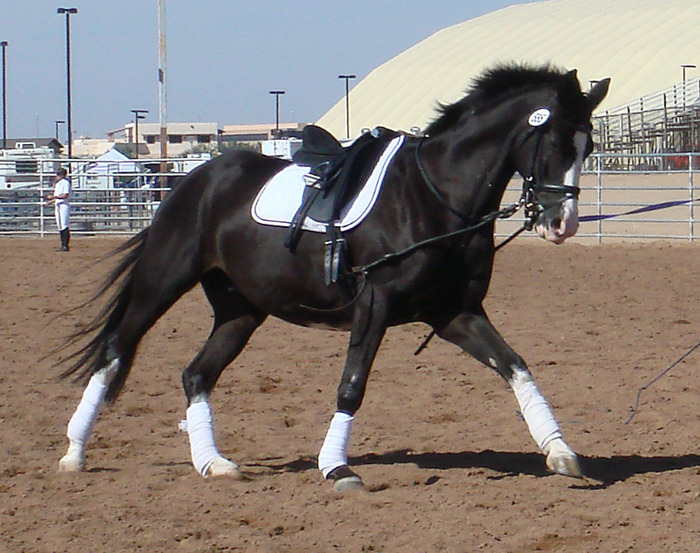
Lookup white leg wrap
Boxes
[509,369,562,451]
[66,369,111,445]
[186,400,232,477]
[318,411,354,478]
[60,363,118,472]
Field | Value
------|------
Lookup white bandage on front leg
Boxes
[186,400,238,477]
[509,368,562,451]
[318,411,354,478]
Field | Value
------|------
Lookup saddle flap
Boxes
[292,125,345,168]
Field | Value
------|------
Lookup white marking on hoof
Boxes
[203,456,242,479]
[544,438,583,478]
[332,475,365,492]
[58,441,85,472]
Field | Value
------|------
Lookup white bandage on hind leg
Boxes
[186,400,227,477]
[66,370,111,445]
[509,369,562,451]
[318,411,354,478]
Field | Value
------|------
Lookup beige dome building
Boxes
[317,0,700,139]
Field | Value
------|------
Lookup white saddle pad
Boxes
[251,134,404,233]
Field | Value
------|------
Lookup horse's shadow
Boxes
[262,450,700,488]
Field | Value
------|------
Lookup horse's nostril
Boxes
[551,217,562,229]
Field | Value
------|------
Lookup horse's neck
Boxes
[422,128,517,220]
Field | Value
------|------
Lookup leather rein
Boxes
[351,115,586,276]
[301,112,589,314]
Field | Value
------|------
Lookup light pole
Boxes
[1,41,7,149]
[130,109,148,159]
[681,64,696,109]
[338,74,356,139]
[269,90,285,135]
[57,8,77,158]
[55,120,65,142]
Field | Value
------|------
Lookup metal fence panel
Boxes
[1,155,698,242]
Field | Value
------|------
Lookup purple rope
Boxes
[580,198,699,222]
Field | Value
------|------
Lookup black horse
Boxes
[59,64,609,491]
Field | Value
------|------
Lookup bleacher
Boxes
[592,76,700,169]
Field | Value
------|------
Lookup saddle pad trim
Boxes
[251,135,405,233]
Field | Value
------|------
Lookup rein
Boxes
[300,114,586,314]
[349,189,529,276]
[349,129,570,277]
[359,100,599,277]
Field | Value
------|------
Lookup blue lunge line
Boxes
[580,198,699,222]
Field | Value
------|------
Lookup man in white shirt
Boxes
[47,167,71,252]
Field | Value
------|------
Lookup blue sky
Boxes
[1,1,532,140]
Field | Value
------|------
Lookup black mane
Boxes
[424,64,574,137]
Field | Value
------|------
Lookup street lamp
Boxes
[1,41,7,149]
[55,120,65,142]
[681,63,696,83]
[338,74,356,139]
[681,64,696,109]
[57,8,77,158]
[269,90,285,134]
[130,109,148,159]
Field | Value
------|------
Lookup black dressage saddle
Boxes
[284,125,400,286]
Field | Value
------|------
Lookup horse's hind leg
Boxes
[181,270,266,478]
[59,360,120,472]
[59,235,202,473]
[59,284,191,472]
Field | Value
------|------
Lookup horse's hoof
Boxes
[333,475,365,492]
[546,453,583,478]
[204,457,242,478]
[545,439,584,479]
[326,465,365,492]
[58,454,85,473]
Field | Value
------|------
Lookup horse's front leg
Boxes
[318,288,388,491]
[435,308,583,478]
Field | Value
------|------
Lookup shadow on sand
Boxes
[260,450,700,487]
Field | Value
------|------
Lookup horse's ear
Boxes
[561,69,582,100]
[587,78,611,110]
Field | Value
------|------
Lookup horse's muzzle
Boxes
[534,198,579,244]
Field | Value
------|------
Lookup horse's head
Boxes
[512,70,610,244]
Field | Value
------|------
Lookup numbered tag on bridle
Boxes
[528,108,551,127]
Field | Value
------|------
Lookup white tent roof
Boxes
[317,0,700,137]
[85,148,138,175]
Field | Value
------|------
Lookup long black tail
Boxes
[61,228,150,402]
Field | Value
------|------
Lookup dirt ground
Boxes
[0,237,697,553]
